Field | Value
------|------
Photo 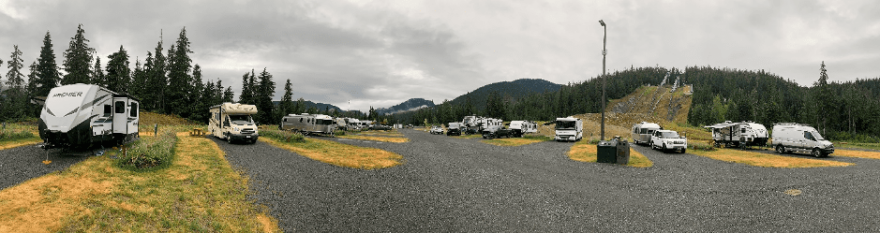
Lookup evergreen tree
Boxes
[91,56,104,87]
[6,45,25,90]
[26,61,40,116]
[215,79,224,103]
[61,24,94,85]
[190,64,206,121]
[279,79,294,116]
[165,27,194,117]
[105,45,131,93]
[148,36,168,112]
[223,86,234,102]
[815,61,832,134]
[35,31,61,97]
[255,68,276,123]
[239,70,255,104]
[130,58,148,99]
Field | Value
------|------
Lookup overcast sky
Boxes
[0,0,878,111]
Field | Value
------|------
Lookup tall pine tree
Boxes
[239,69,255,104]
[105,45,131,93]
[149,36,168,112]
[255,68,276,123]
[165,28,194,117]
[61,24,94,85]
[91,56,104,87]
[130,58,148,99]
[279,79,294,116]
[35,31,60,97]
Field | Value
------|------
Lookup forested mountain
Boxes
[448,78,561,110]
[397,65,880,142]
[272,100,345,114]
[376,98,435,115]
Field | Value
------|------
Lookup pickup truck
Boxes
[481,125,512,139]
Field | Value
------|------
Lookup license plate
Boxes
[246,136,251,138]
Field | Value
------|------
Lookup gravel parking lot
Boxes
[217,130,880,232]
[0,144,92,190]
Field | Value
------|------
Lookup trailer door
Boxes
[127,101,139,134]
[112,97,129,134]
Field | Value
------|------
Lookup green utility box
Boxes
[597,136,630,165]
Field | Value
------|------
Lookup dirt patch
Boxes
[262,137,403,169]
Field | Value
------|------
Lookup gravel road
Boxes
[0,144,92,190]
[215,130,880,232]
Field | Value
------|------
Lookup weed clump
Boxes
[117,129,177,170]
[261,129,305,143]
[0,122,38,142]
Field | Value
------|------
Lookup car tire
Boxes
[226,134,233,144]
[649,141,654,150]
[681,149,687,154]
[812,149,821,158]
[776,145,785,154]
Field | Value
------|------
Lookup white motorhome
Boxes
[509,120,538,137]
[650,130,687,153]
[209,103,259,144]
[631,122,662,145]
[704,121,769,148]
[281,113,336,136]
[554,116,583,142]
[39,84,140,149]
[771,123,834,157]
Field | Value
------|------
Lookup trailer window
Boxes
[300,118,303,123]
[130,102,138,117]
[103,105,112,117]
[115,101,125,113]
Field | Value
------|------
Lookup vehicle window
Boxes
[103,105,112,117]
[804,131,813,140]
[115,101,125,113]
[812,131,825,140]
[661,132,680,138]
[229,115,253,124]
[130,102,138,117]
[556,121,576,130]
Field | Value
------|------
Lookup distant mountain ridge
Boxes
[376,98,435,115]
[448,78,561,110]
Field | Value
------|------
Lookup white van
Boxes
[771,123,834,157]
[554,116,583,142]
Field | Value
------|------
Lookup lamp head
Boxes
[599,19,605,26]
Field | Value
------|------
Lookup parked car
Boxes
[650,130,687,153]
[429,126,444,135]
[771,123,833,157]
[481,125,511,139]
[447,122,463,136]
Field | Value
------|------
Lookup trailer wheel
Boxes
[812,149,821,158]
[776,145,785,154]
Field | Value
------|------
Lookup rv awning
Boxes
[704,122,738,129]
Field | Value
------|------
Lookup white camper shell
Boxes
[771,123,834,157]
[704,121,769,148]
[209,103,259,144]
[281,113,336,136]
[39,84,140,149]
[631,122,662,145]
[555,116,583,142]
[509,120,538,137]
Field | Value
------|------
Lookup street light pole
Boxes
[599,19,607,141]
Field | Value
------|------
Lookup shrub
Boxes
[117,129,177,170]
[0,122,37,142]
[262,129,305,143]
[334,130,346,136]
[689,141,716,151]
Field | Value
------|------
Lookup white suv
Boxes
[651,130,687,153]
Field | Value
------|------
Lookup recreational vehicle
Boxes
[478,118,503,131]
[650,130,687,153]
[334,117,348,130]
[631,122,662,145]
[38,84,140,149]
[509,120,538,137]
[209,103,259,144]
[281,113,336,136]
[555,116,583,142]
[462,115,482,134]
[704,121,769,148]
[346,118,361,130]
[771,123,834,157]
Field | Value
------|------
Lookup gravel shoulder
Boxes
[0,144,92,191]
[216,130,880,232]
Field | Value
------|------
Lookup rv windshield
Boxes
[661,132,680,138]
[229,115,253,125]
[556,121,576,130]
[811,131,825,140]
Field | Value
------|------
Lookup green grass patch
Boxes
[261,129,306,143]
[835,142,880,151]
[116,129,178,171]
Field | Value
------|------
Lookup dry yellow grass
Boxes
[0,133,280,232]
[337,135,409,143]
[833,149,880,160]
[481,137,549,147]
[261,137,404,169]
[0,137,42,150]
[689,149,853,168]
[567,143,653,167]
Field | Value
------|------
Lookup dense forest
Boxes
[0,25,367,125]
[397,65,880,142]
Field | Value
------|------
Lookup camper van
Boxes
[555,116,583,142]
[704,121,769,148]
[631,122,662,145]
[38,84,140,149]
[509,120,538,137]
[209,103,259,144]
[281,113,336,136]
[771,123,834,158]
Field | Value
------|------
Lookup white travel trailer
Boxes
[345,118,361,130]
[462,115,482,134]
[333,117,347,130]
[281,113,336,136]
[479,118,503,130]
[209,103,259,144]
[555,116,583,142]
[704,121,769,148]
[631,122,662,145]
[39,84,140,149]
[771,123,834,157]
[509,120,538,137]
